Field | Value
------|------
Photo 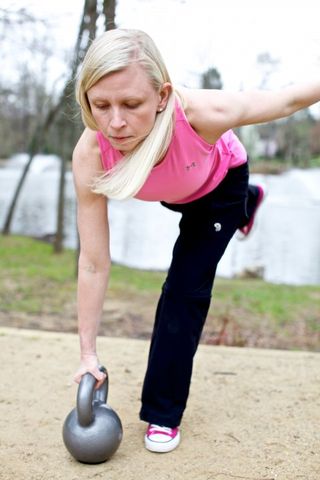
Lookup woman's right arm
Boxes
[72,128,110,388]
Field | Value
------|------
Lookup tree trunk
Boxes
[2,134,41,234]
[103,0,116,30]
[54,142,67,253]
[2,154,33,235]
[1,87,68,235]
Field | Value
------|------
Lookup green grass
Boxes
[110,264,165,292]
[309,156,320,168]
[1,235,75,280]
[0,235,76,313]
[213,278,315,320]
[211,278,320,338]
[0,235,166,314]
[0,235,319,350]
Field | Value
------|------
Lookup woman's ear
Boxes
[158,82,172,111]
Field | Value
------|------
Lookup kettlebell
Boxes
[62,366,123,464]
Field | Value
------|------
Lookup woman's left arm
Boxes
[232,80,320,126]
[180,81,320,141]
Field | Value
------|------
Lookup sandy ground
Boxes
[0,327,319,480]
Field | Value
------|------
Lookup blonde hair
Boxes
[75,29,176,200]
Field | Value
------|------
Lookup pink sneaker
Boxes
[238,185,266,238]
[145,424,181,453]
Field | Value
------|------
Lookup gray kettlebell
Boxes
[62,366,123,464]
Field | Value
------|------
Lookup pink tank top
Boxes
[96,100,247,204]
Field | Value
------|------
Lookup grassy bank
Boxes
[0,235,319,351]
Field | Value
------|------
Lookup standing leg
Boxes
[140,163,249,428]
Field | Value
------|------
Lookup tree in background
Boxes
[0,7,53,157]
[310,122,320,159]
[256,51,280,89]
[249,51,319,167]
[252,52,280,161]
[200,66,223,90]
[2,0,117,253]
[275,110,316,167]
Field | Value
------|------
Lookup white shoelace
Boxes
[149,424,173,434]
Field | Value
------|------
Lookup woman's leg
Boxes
[140,164,249,428]
[238,184,265,235]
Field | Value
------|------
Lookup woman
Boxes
[73,28,320,453]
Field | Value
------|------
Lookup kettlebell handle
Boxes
[77,366,108,427]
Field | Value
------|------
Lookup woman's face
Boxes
[87,63,171,153]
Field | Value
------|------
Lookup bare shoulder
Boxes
[73,129,109,254]
[73,128,100,169]
[72,128,102,195]
[176,86,240,142]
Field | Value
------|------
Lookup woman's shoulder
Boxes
[72,128,102,188]
[74,128,100,160]
[175,87,229,144]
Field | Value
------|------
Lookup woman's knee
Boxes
[162,280,212,301]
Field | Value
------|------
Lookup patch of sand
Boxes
[0,327,319,480]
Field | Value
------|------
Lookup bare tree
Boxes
[0,7,52,156]
[0,6,44,40]
[201,66,223,90]
[103,0,116,30]
[2,1,117,250]
[256,51,280,89]
[54,0,99,253]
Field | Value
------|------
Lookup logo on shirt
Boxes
[186,162,197,171]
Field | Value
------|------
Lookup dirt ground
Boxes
[0,326,319,480]
[1,286,319,352]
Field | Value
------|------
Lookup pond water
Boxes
[1,157,320,285]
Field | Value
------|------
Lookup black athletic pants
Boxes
[140,162,259,427]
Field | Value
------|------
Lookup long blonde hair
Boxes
[75,29,175,200]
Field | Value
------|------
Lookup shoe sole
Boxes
[144,431,181,453]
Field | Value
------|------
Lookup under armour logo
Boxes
[186,162,197,171]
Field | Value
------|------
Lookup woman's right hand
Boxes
[73,353,107,390]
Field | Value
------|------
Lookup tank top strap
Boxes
[174,97,187,122]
